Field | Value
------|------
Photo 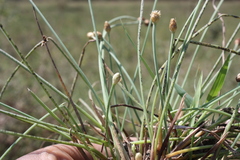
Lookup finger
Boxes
[17,143,94,160]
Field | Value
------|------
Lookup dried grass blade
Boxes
[172,121,207,152]
[157,95,186,158]
[200,133,228,160]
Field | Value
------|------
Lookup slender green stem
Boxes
[0,25,72,127]
[28,89,65,126]
[30,0,104,112]
[147,22,164,141]
[164,32,175,95]
[0,107,62,159]
[166,145,213,158]
[103,40,141,102]
[137,0,145,106]
[0,41,42,100]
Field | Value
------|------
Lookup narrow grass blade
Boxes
[0,130,108,160]
[0,107,61,159]
[206,54,231,102]
[174,82,193,108]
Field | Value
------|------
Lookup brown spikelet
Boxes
[236,73,240,82]
[87,31,102,40]
[169,18,177,33]
[235,38,240,47]
[104,21,111,33]
[150,10,161,24]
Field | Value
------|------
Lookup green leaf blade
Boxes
[206,55,231,102]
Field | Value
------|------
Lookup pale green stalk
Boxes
[87,0,109,112]
[166,145,212,158]
[176,0,223,103]
[28,88,65,126]
[164,31,175,96]
[222,103,239,136]
[140,0,158,56]
[232,132,240,148]
[155,2,203,157]
[103,40,141,102]
[196,85,240,126]
[0,41,42,100]
[148,22,163,142]
[0,109,69,133]
[105,81,129,160]
[190,73,203,127]
[0,107,64,159]
[172,0,210,108]
[137,0,145,106]
[0,25,72,126]
[30,0,104,111]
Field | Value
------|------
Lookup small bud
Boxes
[95,31,102,40]
[112,72,121,85]
[235,38,240,47]
[87,32,94,39]
[144,19,149,26]
[150,10,161,24]
[135,152,143,160]
[104,21,111,33]
[169,18,177,33]
[87,31,102,40]
[138,17,145,22]
[102,115,105,119]
[236,73,240,82]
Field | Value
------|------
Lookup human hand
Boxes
[17,143,103,160]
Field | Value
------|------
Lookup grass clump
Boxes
[0,0,240,159]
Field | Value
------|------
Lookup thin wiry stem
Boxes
[192,14,240,39]
[0,24,69,127]
[69,39,95,105]
[0,41,42,100]
[137,0,145,106]
[33,7,87,135]
[178,39,239,55]
[212,0,226,63]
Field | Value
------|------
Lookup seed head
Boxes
[104,21,111,33]
[236,73,240,82]
[235,38,240,47]
[87,31,102,40]
[138,17,145,22]
[135,152,143,160]
[169,18,177,33]
[150,10,161,24]
[112,72,121,85]
[87,32,94,39]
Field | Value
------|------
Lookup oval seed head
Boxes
[87,32,94,39]
[135,152,143,160]
[138,17,145,22]
[236,73,240,82]
[235,38,240,47]
[112,72,121,85]
[144,19,149,26]
[87,31,102,40]
[95,31,102,40]
[104,21,111,33]
[150,10,161,24]
[169,18,177,33]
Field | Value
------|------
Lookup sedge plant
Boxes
[0,0,240,159]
